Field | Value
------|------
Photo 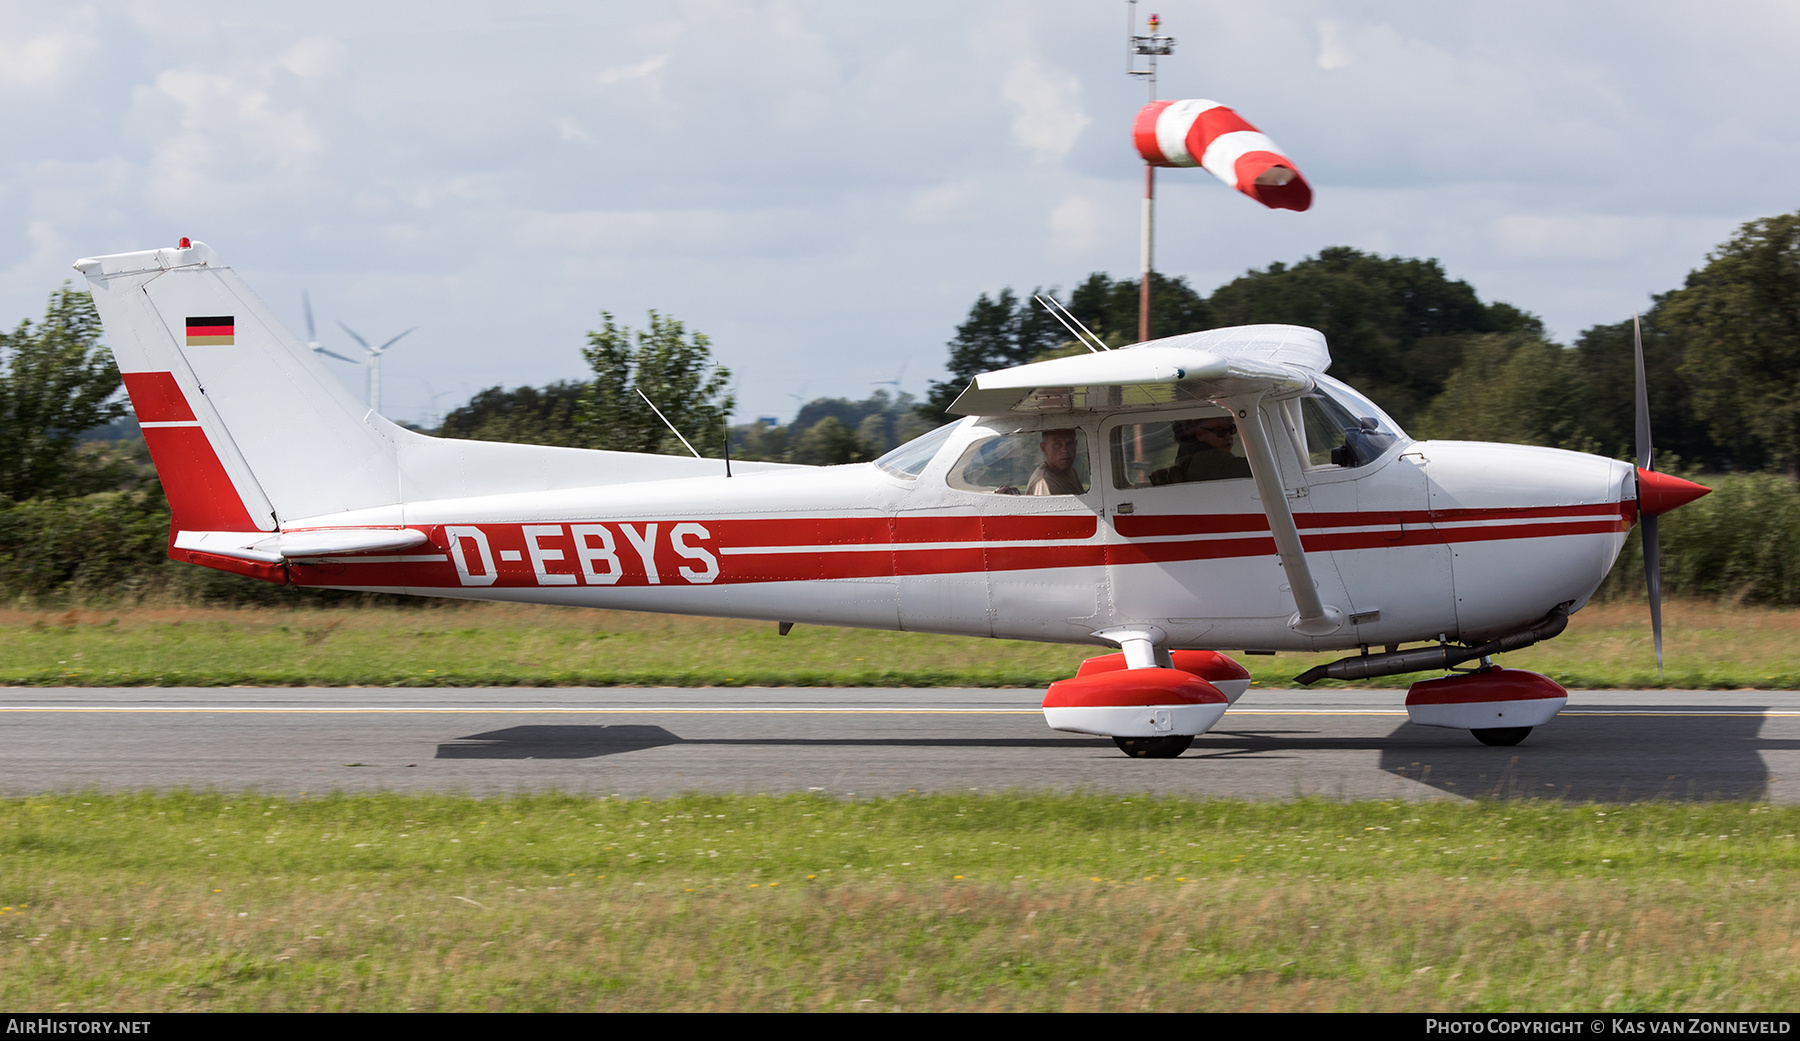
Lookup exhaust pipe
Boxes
[1294,603,1570,685]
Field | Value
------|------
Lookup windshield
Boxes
[872,420,961,479]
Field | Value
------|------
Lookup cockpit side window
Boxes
[947,428,1090,496]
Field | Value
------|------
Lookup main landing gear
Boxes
[1471,726,1533,747]
[1042,649,1252,758]
[1405,667,1567,746]
[1113,735,1195,759]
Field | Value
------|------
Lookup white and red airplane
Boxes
[75,240,1710,757]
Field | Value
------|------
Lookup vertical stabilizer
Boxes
[76,242,402,531]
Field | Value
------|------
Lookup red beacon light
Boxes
[177,237,191,249]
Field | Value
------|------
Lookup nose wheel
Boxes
[1471,726,1532,746]
[1112,735,1194,758]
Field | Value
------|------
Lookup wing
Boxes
[947,324,1328,417]
[950,323,1348,637]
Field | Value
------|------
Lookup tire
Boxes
[1472,726,1532,747]
[1112,735,1194,759]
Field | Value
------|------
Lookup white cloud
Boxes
[597,54,667,86]
[1048,192,1105,257]
[1315,20,1352,70]
[0,30,95,87]
[1002,59,1089,165]
[278,37,346,80]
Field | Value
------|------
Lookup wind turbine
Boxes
[301,292,355,364]
[872,361,908,391]
[337,320,416,415]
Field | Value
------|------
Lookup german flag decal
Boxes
[185,316,234,346]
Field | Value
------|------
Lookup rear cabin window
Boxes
[1109,413,1253,489]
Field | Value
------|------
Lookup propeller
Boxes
[1632,313,1711,678]
[302,291,356,364]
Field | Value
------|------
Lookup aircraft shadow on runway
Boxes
[1208,706,1789,802]
[435,724,1112,759]
[435,710,1793,802]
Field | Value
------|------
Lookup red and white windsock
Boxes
[1133,99,1312,212]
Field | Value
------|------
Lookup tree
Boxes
[1065,271,1211,347]
[0,285,125,500]
[921,288,1065,421]
[1664,213,1800,476]
[788,416,869,465]
[574,311,735,456]
[1207,247,1541,427]
[438,380,586,446]
[1566,314,1726,469]
[1412,333,1588,449]
[921,276,1214,423]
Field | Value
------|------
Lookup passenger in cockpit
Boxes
[1150,417,1252,485]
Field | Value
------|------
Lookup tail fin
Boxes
[77,242,402,538]
[76,241,779,565]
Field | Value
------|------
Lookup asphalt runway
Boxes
[4,687,1799,801]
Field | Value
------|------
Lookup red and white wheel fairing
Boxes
[1075,649,1252,704]
[1042,667,1229,738]
[1404,667,1568,731]
[1133,99,1312,211]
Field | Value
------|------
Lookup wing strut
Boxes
[1224,392,1343,637]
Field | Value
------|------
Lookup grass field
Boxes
[2,792,1796,1011]
[0,598,1796,689]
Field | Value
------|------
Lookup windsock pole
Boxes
[1126,4,1174,345]
[1140,164,1154,343]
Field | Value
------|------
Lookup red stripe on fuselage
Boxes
[278,505,1632,591]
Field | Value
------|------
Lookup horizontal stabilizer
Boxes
[175,527,429,563]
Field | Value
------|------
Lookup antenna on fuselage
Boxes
[635,386,702,460]
[1033,294,1110,353]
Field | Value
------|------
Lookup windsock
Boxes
[1133,99,1312,211]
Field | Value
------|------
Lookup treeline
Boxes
[4,212,1799,605]
[936,213,1800,475]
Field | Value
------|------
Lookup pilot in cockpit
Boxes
[1026,428,1087,496]
[1150,416,1253,485]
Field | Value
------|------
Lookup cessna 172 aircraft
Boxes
[75,240,1710,757]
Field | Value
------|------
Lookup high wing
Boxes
[946,324,1327,418]
[951,324,1345,637]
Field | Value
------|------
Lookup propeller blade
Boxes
[376,327,417,353]
[336,321,373,352]
[1633,313,1652,472]
[1644,512,1663,679]
[303,290,317,343]
[1633,311,1665,679]
[312,346,356,364]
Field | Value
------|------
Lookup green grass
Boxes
[2,598,1798,689]
[3,792,1798,1011]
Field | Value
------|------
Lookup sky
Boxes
[0,1,1795,427]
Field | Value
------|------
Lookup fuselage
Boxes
[283,393,1638,654]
